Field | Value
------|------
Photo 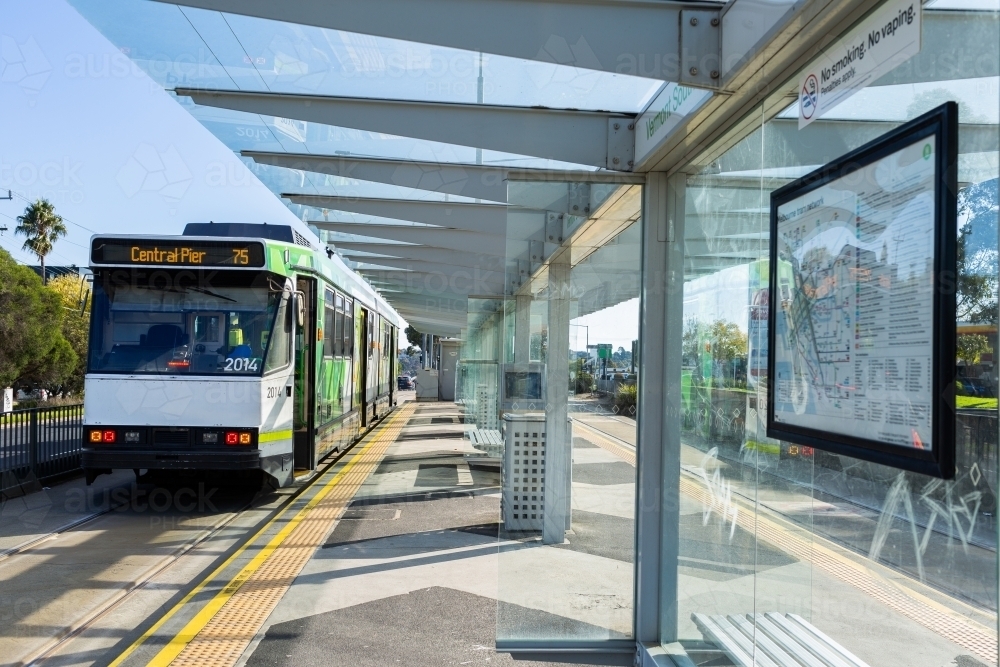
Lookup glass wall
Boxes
[668,3,999,665]
[495,180,642,644]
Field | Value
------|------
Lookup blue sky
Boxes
[0,0,308,268]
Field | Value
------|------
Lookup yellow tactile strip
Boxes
[578,421,998,664]
[573,421,636,466]
[151,403,415,667]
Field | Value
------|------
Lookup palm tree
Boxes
[15,199,67,285]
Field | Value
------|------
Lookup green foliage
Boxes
[614,382,637,414]
[956,395,998,410]
[15,199,67,284]
[708,320,747,362]
[957,333,992,366]
[570,358,592,394]
[46,274,91,392]
[0,249,77,390]
[683,319,748,364]
[404,324,422,349]
[956,225,998,324]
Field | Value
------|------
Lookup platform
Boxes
[0,399,995,667]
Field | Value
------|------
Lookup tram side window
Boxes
[344,299,353,355]
[323,290,335,358]
[335,306,344,356]
[264,293,292,373]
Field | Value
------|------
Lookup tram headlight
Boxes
[202,432,219,444]
[124,431,140,443]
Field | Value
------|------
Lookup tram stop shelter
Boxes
[63,0,1000,665]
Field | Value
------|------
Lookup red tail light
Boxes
[89,429,116,443]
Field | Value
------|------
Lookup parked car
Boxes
[397,375,415,390]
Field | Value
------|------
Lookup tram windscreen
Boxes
[88,272,292,376]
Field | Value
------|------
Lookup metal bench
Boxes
[466,428,502,457]
[692,612,871,667]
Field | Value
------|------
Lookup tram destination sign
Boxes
[91,238,266,268]
[767,103,958,479]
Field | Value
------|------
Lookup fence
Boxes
[0,403,84,497]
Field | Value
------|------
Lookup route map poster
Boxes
[767,103,957,478]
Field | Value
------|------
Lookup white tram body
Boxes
[82,223,401,487]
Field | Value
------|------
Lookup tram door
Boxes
[388,328,396,406]
[358,307,369,428]
[293,277,317,471]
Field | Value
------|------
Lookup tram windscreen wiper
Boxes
[177,285,237,303]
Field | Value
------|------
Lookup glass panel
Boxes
[496,180,641,643]
[263,291,291,374]
[670,3,999,665]
[323,304,335,358]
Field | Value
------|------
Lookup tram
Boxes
[81,223,400,487]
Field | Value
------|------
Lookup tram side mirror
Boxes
[294,291,305,328]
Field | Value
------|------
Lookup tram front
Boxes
[82,233,299,487]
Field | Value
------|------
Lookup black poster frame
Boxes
[766,102,958,479]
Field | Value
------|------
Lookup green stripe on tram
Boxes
[259,429,293,443]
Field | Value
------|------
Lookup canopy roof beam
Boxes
[247,151,509,203]
[315,221,507,255]
[286,194,510,235]
[355,257,505,278]
[335,242,505,271]
[176,88,635,170]
[160,0,720,87]
[360,267,507,294]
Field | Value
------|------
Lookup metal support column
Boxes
[634,172,685,655]
[543,258,571,545]
[514,294,532,363]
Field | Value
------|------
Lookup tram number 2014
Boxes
[224,357,260,372]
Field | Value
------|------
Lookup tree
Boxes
[46,274,91,393]
[957,220,998,324]
[15,199,67,285]
[0,249,76,390]
[404,325,422,356]
[708,320,747,362]
[682,319,702,367]
[957,334,991,367]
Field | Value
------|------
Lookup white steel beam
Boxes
[159,0,718,86]
[393,306,469,323]
[395,316,463,336]
[176,88,635,170]
[355,257,504,278]
[360,267,506,293]
[285,194,509,235]
[366,274,504,298]
[380,293,471,312]
[314,222,507,255]
[336,242,505,271]
[246,151,509,203]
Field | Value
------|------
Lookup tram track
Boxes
[19,496,256,667]
[0,481,136,563]
[3,423,384,667]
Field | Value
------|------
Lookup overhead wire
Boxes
[7,190,97,234]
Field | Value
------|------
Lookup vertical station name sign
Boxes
[798,0,921,128]
[767,103,958,478]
